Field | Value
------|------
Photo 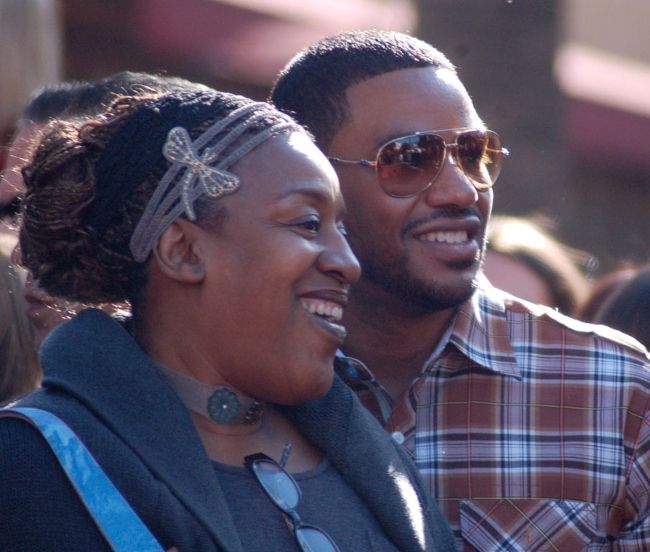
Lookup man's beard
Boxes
[359,248,483,313]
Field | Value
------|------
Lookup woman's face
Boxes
[195,132,360,405]
[12,244,126,349]
[1,121,39,207]
[21,272,76,347]
[11,239,75,348]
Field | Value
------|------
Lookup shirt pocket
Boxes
[459,498,599,551]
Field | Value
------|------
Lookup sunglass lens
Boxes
[295,526,340,552]
[456,130,502,189]
[252,459,300,510]
[376,134,445,197]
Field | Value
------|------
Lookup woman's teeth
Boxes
[300,299,343,322]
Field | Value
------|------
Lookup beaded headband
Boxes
[129,101,304,262]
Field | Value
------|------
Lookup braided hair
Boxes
[19,88,302,309]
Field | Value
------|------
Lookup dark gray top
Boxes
[0,309,455,551]
[214,458,400,551]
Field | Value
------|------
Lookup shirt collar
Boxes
[337,275,522,380]
[447,276,520,378]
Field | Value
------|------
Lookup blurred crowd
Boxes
[2,0,650,406]
[4,2,650,548]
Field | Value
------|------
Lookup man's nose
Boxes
[421,151,480,209]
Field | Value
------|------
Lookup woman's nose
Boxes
[320,227,361,285]
[11,242,23,266]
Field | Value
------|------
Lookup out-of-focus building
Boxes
[417,0,650,272]
[62,0,416,99]
[51,0,650,271]
[0,0,62,166]
[555,0,650,268]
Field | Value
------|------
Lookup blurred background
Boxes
[2,0,649,275]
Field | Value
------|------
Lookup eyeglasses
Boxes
[329,128,509,198]
[244,452,340,552]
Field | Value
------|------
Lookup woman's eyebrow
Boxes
[273,183,331,203]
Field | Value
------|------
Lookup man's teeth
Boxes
[301,299,343,322]
[419,230,468,243]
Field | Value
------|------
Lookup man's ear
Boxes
[152,219,206,284]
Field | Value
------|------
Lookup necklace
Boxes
[158,364,265,425]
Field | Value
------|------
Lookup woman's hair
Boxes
[589,266,650,348]
[0,241,41,404]
[485,215,592,315]
[0,0,61,139]
[574,266,636,322]
[19,88,303,311]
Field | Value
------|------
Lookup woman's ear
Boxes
[152,219,206,283]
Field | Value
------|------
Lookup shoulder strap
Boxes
[0,406,164,552]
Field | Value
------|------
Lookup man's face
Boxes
[328,66,493,313]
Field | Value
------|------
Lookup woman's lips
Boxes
[300,296,348,343]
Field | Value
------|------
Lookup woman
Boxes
[0,86,454,550]
[484,215,591,315]
[2,73,210,346]
[0,236,40,404]
[591,265,650,349]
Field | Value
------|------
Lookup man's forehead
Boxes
[339,68,478,142]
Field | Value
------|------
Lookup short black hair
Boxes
[68,71,210,118]
[22,72,209,123]
[270,30,455,149]
[22,81,89,123]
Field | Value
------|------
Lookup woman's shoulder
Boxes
[0,415,113,550]
[0,413,80,499]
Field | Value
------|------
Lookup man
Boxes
[271,30,650,550]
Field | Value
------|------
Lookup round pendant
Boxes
[207,388,241,424]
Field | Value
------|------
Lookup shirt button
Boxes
[391,431,405,445]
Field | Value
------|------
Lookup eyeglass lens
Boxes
[252,458,300,509]
[246,455,340,552]
[295,526,340,551]
[376,130,504,197]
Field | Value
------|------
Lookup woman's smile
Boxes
[300,292,348,344]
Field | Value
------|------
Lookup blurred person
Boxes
[0,81,89,214]
[483,214,591,314]
[2,72,210,347]
[0,0,61,163]
[0,86,453,550]
[591,265,650,349]
[0,234,40,405]
[575,265,637,322]
[272,29,650,549]
[1,72,211,209]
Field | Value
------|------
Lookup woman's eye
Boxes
[295,217,321,233]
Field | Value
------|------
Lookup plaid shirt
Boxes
[336,282,650,551]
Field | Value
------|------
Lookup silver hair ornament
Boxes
[162,127,239,220]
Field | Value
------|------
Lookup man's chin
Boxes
[383,275,477,313]
[360,252,481,312]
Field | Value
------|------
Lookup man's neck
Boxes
[342,286,458,401]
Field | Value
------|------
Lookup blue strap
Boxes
[1,407,164,552]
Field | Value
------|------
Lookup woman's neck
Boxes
[193,406,323,472]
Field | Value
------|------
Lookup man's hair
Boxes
[270,30,455,149]
[22,81,90,123]
[23,72,210,124]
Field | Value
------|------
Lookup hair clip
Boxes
[163,126,240,220]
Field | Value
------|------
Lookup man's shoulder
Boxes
[475,285,649,364]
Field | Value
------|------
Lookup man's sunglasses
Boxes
[244,452,340,552]
[329,128,509,198]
